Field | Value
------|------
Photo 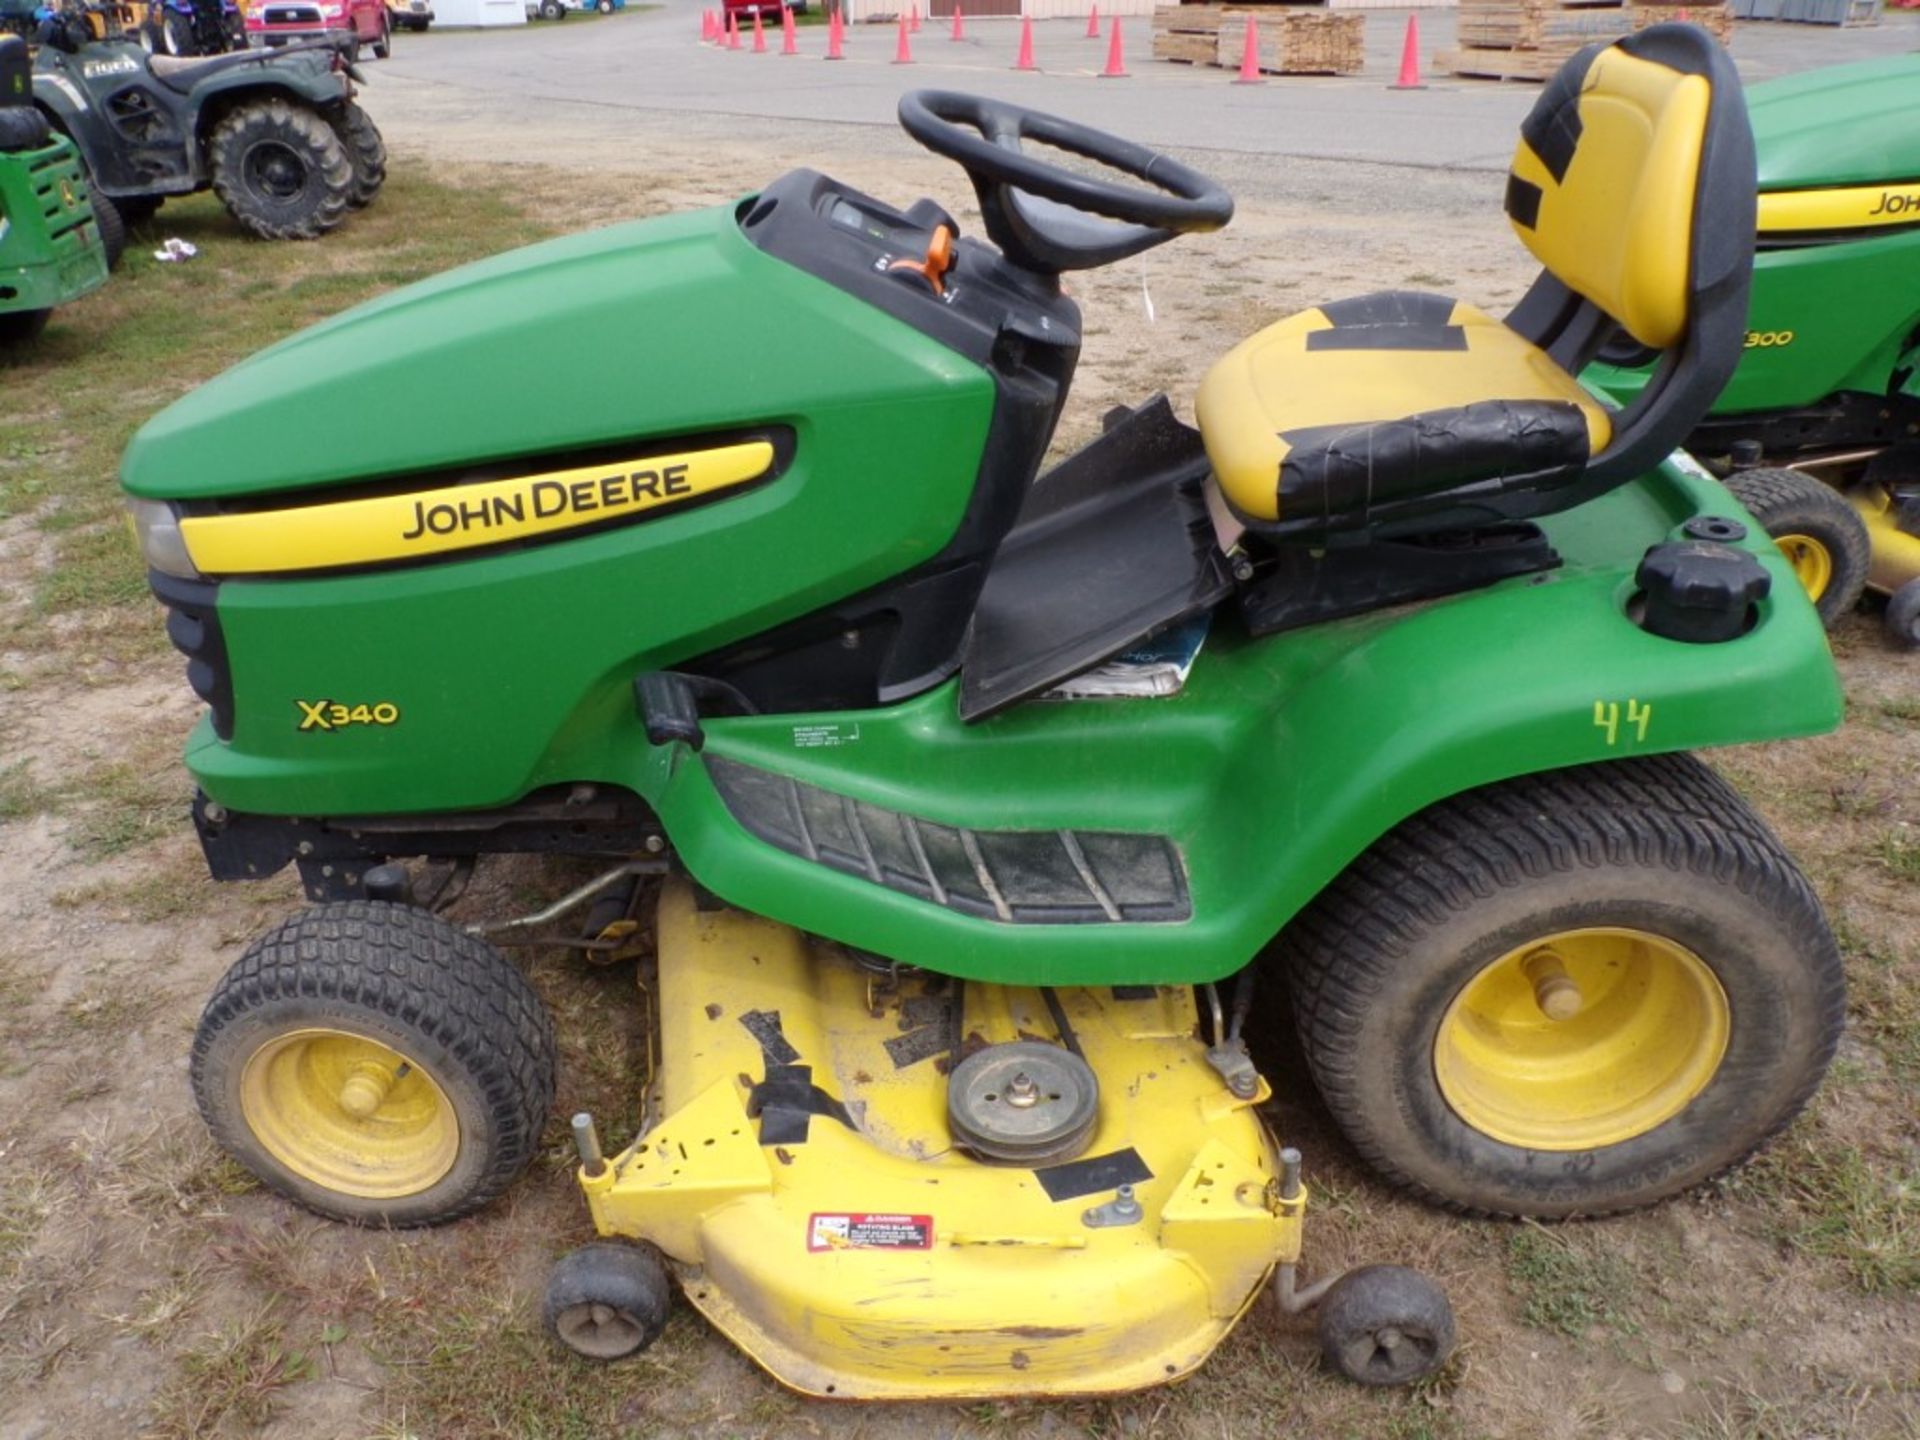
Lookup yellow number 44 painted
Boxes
[1593,699,1652,746]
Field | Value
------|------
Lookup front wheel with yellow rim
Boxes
[1281,753,1845,1218]
[191,901,556,1226]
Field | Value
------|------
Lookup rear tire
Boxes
[1282,754,1844,1218]
[210,99,354,240]
[372,13,391,56]
[330,102,386,209]
[1724,467,1872,627]
[0,106,52,152]
[190,901,557,1225]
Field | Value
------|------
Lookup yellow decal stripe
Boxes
[180,440,776,575]
[1758,184,1920,235]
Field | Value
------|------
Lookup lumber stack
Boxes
[1153,3,1364,72]
[1440,0,1630,80]
[1629,0,1735,37]
[1215,9,1365,72]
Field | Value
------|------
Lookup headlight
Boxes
[126,497,202,580]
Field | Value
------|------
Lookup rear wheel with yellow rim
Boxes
[1724,467,1870,628]
[191,901,556,1226]
[1282,754,1844,1217]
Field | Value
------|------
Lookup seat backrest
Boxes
[1507,37,1716,350]
[1503,25,1754,502]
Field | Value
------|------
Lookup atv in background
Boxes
[1,33,112,346]
[32,30,384,238]
[137,0,246,56]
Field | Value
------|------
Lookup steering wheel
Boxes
[897,90,1233,275]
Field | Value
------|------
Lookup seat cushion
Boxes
[1195,291,1613,526]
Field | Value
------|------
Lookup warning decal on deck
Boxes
[807,1213,934,1252]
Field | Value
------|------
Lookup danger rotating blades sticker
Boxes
[807,1213,934,1252]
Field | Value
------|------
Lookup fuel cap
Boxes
[1636,541,1770,644]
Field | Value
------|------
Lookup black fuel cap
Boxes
[1636,541,1771,644]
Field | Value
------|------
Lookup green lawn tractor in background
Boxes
[124,28,1850,1398]
[0,32,110,345]
[1589,52,1920,648]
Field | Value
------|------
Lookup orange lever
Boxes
[888,224,956,297]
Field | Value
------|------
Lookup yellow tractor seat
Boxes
[1196,25,1754,541]
[1195,292,1614,525]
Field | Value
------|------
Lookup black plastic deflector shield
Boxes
[958,397,1234,722]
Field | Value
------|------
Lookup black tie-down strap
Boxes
[1277,400,1591,526]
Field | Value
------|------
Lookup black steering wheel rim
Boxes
[897,90,1232,268]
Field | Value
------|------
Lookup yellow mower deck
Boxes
[578,882,1303,1399]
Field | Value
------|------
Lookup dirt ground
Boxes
[2,103,1917,1440]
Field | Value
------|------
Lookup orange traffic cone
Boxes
[726,12,740,47]
[700,8,711,40]
[950,0,964,39]
[1390,14,1425,89]
[909,1,920,30]
[1232,11,1261,82]
[825,4,844,55]
[751,8,766,49]
[1013,10,1035,68]
[893,10,913,60]
[1084,1,1098,37]
[780,3,797,51]
[1099,14,1126,76]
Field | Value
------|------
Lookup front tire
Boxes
[91,192,126,271]
[330,102,386,209]
[372,13,391,56]
[190,901,557,1226]
[209,99,355,240]
[1283,754,1844,1218]
[1724,467,1872,627]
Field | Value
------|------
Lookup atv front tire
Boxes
[91,192,126,271]
[1283,754,1844,1218]
[191,901,557,1225]
[1725,467,1871,627]
[331,103,387,209]
[210,99,354,240]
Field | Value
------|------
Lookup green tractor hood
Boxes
[122,200,988,504]
[1748,53,1920,192]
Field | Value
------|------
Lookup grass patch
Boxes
[63,756,182,858]
[1877,830,1920,883]
[1504,1226,1638,1338]
[0,760,57,821]
[144,1308,319,1440]
[1745,1134,1920,1296]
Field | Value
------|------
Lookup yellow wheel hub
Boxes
[239,1028,459,1198]
[1433,928,1729,1151]
[1774,533,1832,601]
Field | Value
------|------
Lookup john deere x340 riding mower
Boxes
[122,26,1847,1396]
[1590,52,1920,647]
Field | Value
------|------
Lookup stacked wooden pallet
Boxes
[1152,4,1365,73]
[1630,0,1735,38]
[1439,0,1631,80]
